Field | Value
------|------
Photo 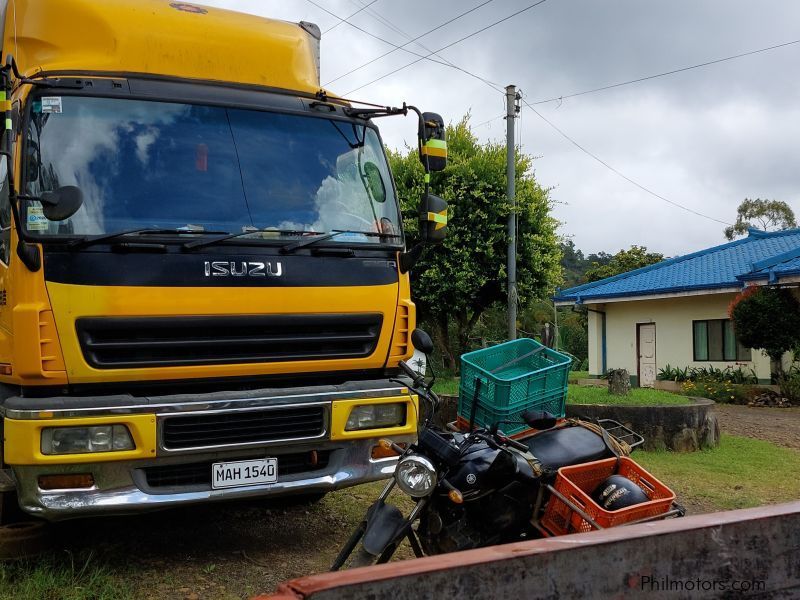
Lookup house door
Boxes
[637,323,657,388]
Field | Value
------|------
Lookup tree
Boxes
[584,246,664,283]
[559,240,585,288]
[729,286,800,374]
[558,310,588,361]
[388,115,561,370]
[724,199,796,240]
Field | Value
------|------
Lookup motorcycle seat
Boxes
[522,425,612,472]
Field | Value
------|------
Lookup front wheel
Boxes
[349,546,380,568]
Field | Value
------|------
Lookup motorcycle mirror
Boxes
[522,409,557,430]
[411,329,434,355]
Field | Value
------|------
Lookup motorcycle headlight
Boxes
[395,455,437,498]
[41,425,135,455]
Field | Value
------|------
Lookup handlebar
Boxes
[398,360,420,382]
[487,422,531,453]
[393,361,440,424]
[498,435,529,453]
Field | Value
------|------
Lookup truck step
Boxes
[0,469,16,493]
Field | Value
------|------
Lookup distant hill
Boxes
[560,240,611,289]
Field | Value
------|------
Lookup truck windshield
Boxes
[23,96,401,245]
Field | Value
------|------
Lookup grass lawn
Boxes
[434,379,689,407]
[434,376,460,396]
[0,552,129,600]
[636,434,800,511]
[567,384,691,406]
[568,370,589,383]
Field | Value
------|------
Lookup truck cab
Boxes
[0,0,447,520]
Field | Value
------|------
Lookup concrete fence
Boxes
[254,501,800,600]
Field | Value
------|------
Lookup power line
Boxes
[323,0,380,34]
[520,98,733,225]
[323,0,496,86]
[307,0,449,65]
[344,0,463,77]
[343,0,549,95]
[473,114,506,129]
[312,0,730,226]
[529,37,800,105]
[346,0,456,66]
[306,0,488,79]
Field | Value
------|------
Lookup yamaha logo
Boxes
[204,261,283,277]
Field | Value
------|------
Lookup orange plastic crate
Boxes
[541,456,675,535]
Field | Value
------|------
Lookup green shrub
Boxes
[725,366,759,385]
[658,365,757,384]
[778,368,800,404]
[579,357,589,371]
[657,364,690,381]
[730,287,800,368]
[681,379,749,404]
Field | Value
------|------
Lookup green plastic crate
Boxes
[457,338,571,435]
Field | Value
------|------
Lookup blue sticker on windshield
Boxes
[336,232,369,243]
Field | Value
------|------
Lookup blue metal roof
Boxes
[555,228,800,303]
[739,245,800,283]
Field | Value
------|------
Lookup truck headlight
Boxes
[395,455,437,497]
[41,425,135,455]
[345,403,405,431]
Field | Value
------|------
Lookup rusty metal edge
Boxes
[251,500,800,599]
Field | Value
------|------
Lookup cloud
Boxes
[200,0,800,255]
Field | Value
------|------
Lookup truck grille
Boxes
[162,405,326,450]
[143,450,332,488]
[75,314,383,369]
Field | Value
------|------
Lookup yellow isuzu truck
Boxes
[0,0,449,521]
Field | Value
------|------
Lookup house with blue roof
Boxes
[554,228,800,386]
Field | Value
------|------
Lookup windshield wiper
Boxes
[280,230,401,254]
[67,228,229,250]
[182,229,322,251]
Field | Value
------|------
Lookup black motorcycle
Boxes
[331,330,684,570]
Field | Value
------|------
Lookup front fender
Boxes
[362,500,408,556]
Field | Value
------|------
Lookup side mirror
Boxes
[420,193,447,244]
[522,409,557,430]
[411,328,434,355]
[418,112,446,172]
[39,185,83,221]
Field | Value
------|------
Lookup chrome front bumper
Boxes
[13,437,409,521]
[3,378,414,521]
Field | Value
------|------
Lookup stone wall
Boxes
[566,398,719,451]
[436,395,720,452]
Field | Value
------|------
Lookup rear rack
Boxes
[598,419,644,450]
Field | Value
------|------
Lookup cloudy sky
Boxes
[201,0,800,258]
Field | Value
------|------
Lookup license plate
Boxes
[211,458,277,489]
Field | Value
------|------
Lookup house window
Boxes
[692,319,751,361]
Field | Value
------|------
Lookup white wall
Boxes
[587,308,604,375]
[586,293,772,383]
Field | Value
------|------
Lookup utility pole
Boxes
[506,85,520,340]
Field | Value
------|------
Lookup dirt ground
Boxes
[9,403,800,599]
[45,482,411,600]
[713,404,800,449]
